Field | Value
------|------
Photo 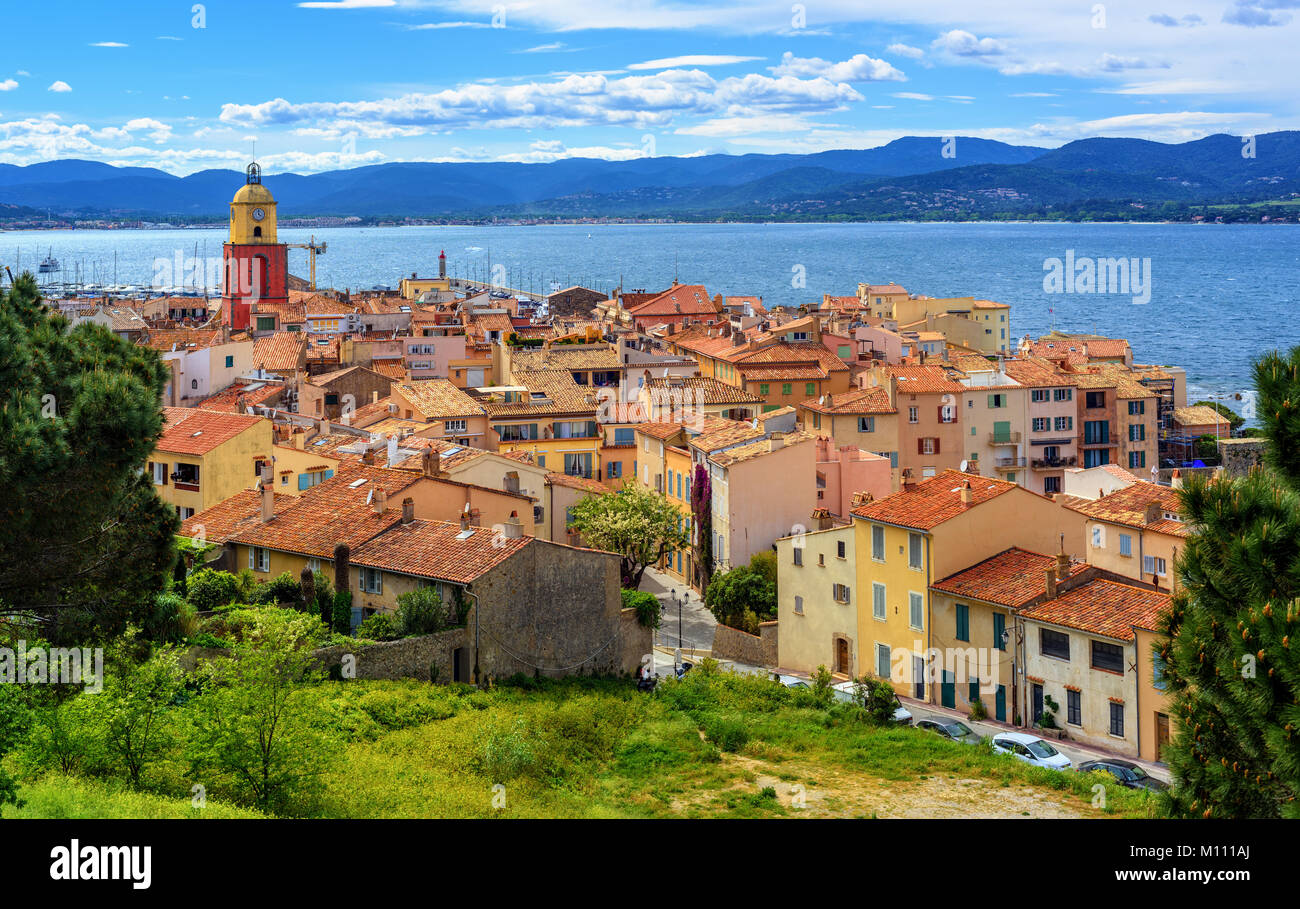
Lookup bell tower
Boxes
[222,162,288,332]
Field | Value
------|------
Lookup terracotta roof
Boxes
[852,470,1017,529]
[629,284,721,317]
[931,547,1088,608]
[800,385,894,415]
[1173,405,1231,428]
[252,301,306,324]
[1021,578,1170,642]
[1002,358,1077,389]
[350,519,529,585]
[253,332,308,373]
[511,345,622,372]
[546,471,609,494]
[643,376,762,405]
[194,381,284,414]
[158,407,266,456]
[394,380,487,421]
[229,463,421,559]
[886,365,967,395]
[710,430,815,467]
[482,370,599,418]
[306,336,341,362]
[180,489,294,544]
[1065,480,1187,536]
[141,329,223,353]
[689,420,766,454]
[301,294,356,316]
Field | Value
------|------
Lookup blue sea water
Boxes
[6,221,1297,404]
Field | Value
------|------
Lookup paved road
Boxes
[639,566,716,657]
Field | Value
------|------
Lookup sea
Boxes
[6,221,1297,410]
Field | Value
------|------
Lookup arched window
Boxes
[253,226,262,238]
[191,379,198,389]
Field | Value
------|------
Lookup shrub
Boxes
[332,590,353,634]
[185,569,240,612]
[851,676,903,725]
[969,696,988,721]
[702,713,749,752]
[142,593,197,643]
[621,589,661,629]
[251,572,304,608]
[187,631,231,650]
[356,613,399,641]
[395,586,450,636]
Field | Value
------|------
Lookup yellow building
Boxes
[775,519,858,676]
[632,420,701,586]
[1066,480,1187,593]
[149,408,273,519]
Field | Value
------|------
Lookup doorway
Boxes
[1032,683,1044,724]
[834,638,850,675]
[1155,712,1171,762]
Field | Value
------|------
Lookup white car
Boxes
[990,732,1072,771]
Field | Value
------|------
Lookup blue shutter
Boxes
[298,474,310,490]
[324,469,334,479]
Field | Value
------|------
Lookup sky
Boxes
[2,0,1297,174]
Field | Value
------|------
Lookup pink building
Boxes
[814,437,891,519]
[403,335,467,380]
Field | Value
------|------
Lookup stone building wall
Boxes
[711,620,778,668]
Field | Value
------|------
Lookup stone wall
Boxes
[711,620,778,668]
[1218,438,1266,478]
[619,607,654,676]
[313,627,469,682]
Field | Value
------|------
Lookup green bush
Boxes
[186,569,240,612]
[143,592,198,643]
[187,631,232,650]
[333,590,353,634]
[969,696,988,721]
[250,572,304,607]
[355,612,399,641]
[620,589,661,629]
[702,713,750,752]
[395,586,450,636]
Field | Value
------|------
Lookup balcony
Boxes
[1081,434,1115,447]
[995,456,1027,468]
[988,431,1021,444]
[1031,456,1077,470]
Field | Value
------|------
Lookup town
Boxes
[20,162,1267,802]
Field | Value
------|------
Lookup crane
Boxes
[286,235,327,291]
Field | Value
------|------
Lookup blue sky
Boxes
[3,0,1296,173]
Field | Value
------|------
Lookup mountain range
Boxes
[4,132,1298,222]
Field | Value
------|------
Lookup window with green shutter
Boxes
[759,383,769,395]
[955,603,969,641]
[805,382,816,396]
[782,383,792,395]
[993,612,1006,650]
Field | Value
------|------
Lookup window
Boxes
[909,592,924,630]
[1044,476,1061,494]
[1091,525,1105,548]
[1109,702,1125,737]
[499,423,538,442]
[360,567,383,594]
[781,383,792,396]
[792,546,803,566]
[1053,388,1073,402]
[872,582,886,620]
[987,393,1006,408]
[908,406,919,424]
[836,540,846,559]
[1119,533,1132,557]
[605,461,622,479]
[805,382,816,396]
[759,383,769,395]
[249,547,270,573]
[256,317,275,332]
[818,553,825,567]
[938,404,956,423]
[1129,451,1146,469]
[1054,416,1073,431]
[872,524,885,561]
[1092,640,1125,673]
[1086,391,1106,409]
[1031,389,1049,403]
[1067,690,1082,726]
[1128,423,1145,441]
[224,355,234,368]
[993,612,1006,650]
[1084,420,1109,445]
[444,419,468,433]
[832,583,850,604]
[919,437,939,455]
[1153,653,1167,691]
[793,595,804,615]
[955,603,969,642]
[1032,417,1049,432]
[1128,400,1145,415]
[1040,628,1070,660]
[1143,555,1167,577]
[908,532,923,569]
[858,416,875,433]
[150,461,167,485]
[875,643,891,679]
[172,463,200,489]
[1083,448,1110,468]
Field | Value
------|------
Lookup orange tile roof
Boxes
[710,430,815,467]
[158,407,266,456]
[180,488,295,544]
[852,470,1017,529]
[350,518,529,584]
[546,471,610,494]
[1173,405,1231,428]
[643,376,762,405]
[800,385,894,415]
[194,381,284,414]
[629,284,721,317]
[931,547,1088,608]
[253,332,308,373]
[886,365,967,395]
[1021,578,1170,641]
[1002,358,1078,389]
[394,379,487,420]
[141,329,223,352]
[688,420,766,454]
[229,463,421,559]
[1065,480,1187,536]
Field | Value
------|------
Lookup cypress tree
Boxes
[1160,346,1300,817]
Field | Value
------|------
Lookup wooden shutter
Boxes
[917,438,924,454]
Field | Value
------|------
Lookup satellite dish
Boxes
[959,460,969,473]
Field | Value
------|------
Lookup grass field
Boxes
[5,665,1165,819]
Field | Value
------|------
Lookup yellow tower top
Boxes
[229,162,277,245]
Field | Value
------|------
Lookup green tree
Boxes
[91,643,184,787]
[1159,346,1300,817]
[0,274,179,642]
[395,586,449,636]
[704,561,776,633]
[566,484,689,588]
[186,610,335,814]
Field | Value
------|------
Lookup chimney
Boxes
[387,433,399,466]
[1045,567,1058,599]
[372,390,380,404]
[293,427,305,450]
[260,462,275,522]
[959,480,973,505]
[1056,549,1070,582]
[422,447,441,478]
[768,434,785,452]
[502,510,523,539]
[460,504,471,532]
[812,507,832,531]
[362,447,376,466]
[901,468,914,489]
[372,488,387,514]
[321,418,332,437]
[401,496,415,526]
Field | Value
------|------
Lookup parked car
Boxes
[916,717,984,745]
[773,673,810,691]
[830,680,913,724]
[1077,759,1169,792]
[990,732,1072,771]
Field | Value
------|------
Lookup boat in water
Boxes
[38,248,60,274]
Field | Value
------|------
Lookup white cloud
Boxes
[0,80,17,91]
[886,43,924,60]
[298,0,395,8]
[89,42,128,48]
[770,51,905,82]
[405,21,490,30]
[932,30,1006,57]
[157,35,183,41]
[48,81,71,92]
[518,43,568,53]
[496,139,649,163]
[1010,92,1057,98]
[628,55,762,70]
[891,92,934,101]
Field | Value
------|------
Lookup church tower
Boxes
[222,162,288,331]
